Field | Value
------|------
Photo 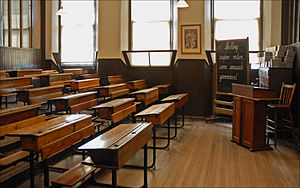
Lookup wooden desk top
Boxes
[161,93,188,102]
[79,123,149,150]
[7,114,90,137]
[22,85,64,92]
[127,79,146,84]
[153,84,171,88]
[49,91,97,101]
[0,76,31,81]
[94,83,126,89]
[92,98,135,109]
[78,123,152,168]
[0,104,40,117]
[231,93,279,102]
[135,103,174,117]
[131,88,158,95]
[17,69,42,72]
[74,78,99,83]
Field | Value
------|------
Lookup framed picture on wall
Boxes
[181,24,201,54]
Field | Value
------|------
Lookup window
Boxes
[129,0,175,67]
[0,0,32,48]
[214,0,261,68]
[60,0,97,66]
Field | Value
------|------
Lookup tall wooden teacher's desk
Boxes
[231,84,277,151]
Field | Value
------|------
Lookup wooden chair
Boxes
[266,82,296,148]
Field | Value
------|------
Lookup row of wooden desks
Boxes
[7,114,94,188]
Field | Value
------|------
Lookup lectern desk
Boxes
[232,84,277,151]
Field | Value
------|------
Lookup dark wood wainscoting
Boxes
[0,47,41,70]
[289,42,300,151]
[98,58,213,116]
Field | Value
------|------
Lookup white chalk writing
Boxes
[219,55,230,60]
[229,64,243,70]
[219,74,238,83]
[224,42,239,53]
[219,65,227,70]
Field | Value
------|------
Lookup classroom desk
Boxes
[127,79,147,91]
[78,123,152,188]
[48,91,97,114]
[161,93,189,128]
[153,84,171,95]
[100,75,125,86]
[0,104,40,126]
[134,102,175,168]
[130,87,159,107]
[92,98,136,126]
[17,85,64,105]
[70,78,100,93]
[94,83,129,99]
[7,114,94,188]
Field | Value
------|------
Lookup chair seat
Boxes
[268,104,290,109]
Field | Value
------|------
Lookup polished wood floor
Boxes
[10,118,300,187]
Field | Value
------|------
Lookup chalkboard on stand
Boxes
[216,38,249,93]
[205,38,249,123]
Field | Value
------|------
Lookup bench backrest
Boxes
[0,115,46,137]
[70,99,98,114]
[0,77,32,89]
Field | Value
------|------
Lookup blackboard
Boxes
[216,38,249,93]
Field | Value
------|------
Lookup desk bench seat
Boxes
[0,151,29,167]
[51,163,97,187]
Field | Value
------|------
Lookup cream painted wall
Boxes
[45,0,52,59]
[32,0,41,49]
[98,0,122,58]
[177,0,205,59]
[263,0,282,48]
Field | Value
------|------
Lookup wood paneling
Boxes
[0,47,41,70]
[290,42,300,151]
[174,59,213,116]
[98,58,213,116]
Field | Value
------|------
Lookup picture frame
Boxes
[181,24,201,54]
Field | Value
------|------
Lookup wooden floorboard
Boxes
[3,118,299,188]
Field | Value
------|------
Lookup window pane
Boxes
[132,22,170,50]
[62,26,94,63]
[132,1,170,22]
[215,0,260,19]
[61,0,95,64]
[22,0,30,48]
[11,0,20,47]
[150,52,171,66]
[0,0,7,46]
[128,52,149,66]
[215,20,259,51]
